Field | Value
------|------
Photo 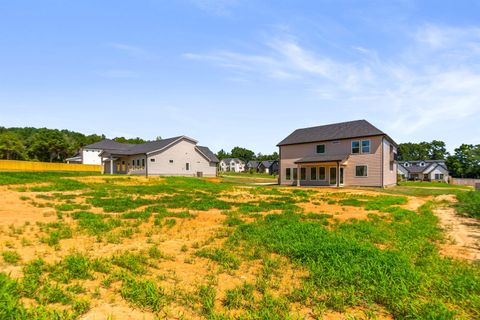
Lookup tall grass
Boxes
[456,191,480,218]
[232,204,480,319]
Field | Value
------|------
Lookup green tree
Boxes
[216,149,230,160]
[114,137,146,144]
[0,131,26,160]
[398,140,448,161]
[27,129,69,162]
[230,147,255,162]
[446,144,480,178]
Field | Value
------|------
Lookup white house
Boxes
[398,160,449,182]
[219,158,245,172]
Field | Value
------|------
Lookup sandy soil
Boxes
[434,195,480,261]
[2,181,461,319]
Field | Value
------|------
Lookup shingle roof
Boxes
[294,154,350,164]
[84,139,135,150]
[246,161,260,168]
[278,120,389,146]
[196,146,219,163]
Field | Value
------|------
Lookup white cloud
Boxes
[183,24,480,138]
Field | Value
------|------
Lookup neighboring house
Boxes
[397,160,449,182]
[246,160,260,172]
[257,160,279,175]
[66,139,135,165]
[95,136,218,177]
[277,120,398,187]
[219,158,245,172]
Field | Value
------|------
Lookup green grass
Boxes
[399,181,472,189]
[0,171,99,185]
[2,250,21,264]
[196,248,240,270]
[231,204,480,319]
[456,191,480,218]
[120,276,169,312]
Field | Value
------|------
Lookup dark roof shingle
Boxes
[278,120,387,146]
[196,146,219,163]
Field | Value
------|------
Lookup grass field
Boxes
[0,173,479,319]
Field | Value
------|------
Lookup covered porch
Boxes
[293,155,349,187]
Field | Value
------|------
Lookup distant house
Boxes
[66,139,135,165]
[219,158,245,172]
[75,136,218,177]
[257,160,279,175]
[246,160,260,172]
[277,120,398,187]
[398,160,449,182]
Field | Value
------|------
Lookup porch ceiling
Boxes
[294,154,349,165]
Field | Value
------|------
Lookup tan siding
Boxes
[147,140,216,176]
[382,139,397,186]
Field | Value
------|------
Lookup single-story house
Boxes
[246,160,260,172]
[397,160,449,182]
[257,160,279,175]
[219,158,245,172]
[277,120,398,187]
[95,136,218,177]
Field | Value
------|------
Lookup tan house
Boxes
[98,136,219,177]
[277,120,397,187]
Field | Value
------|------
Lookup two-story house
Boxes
[219,158,245,172]
[398,160,449,182]
[277,120,397,187]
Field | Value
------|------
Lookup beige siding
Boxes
[147,139,216,177]
[280,135,387,187]
[382,139,397,186]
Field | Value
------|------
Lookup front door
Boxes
[329,167,337,186]
[340,167,344,185]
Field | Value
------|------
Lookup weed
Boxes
[2,250,21,264]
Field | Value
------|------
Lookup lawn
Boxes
[0,172,478,319]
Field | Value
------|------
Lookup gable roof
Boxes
[220,158,244,164]
[277,120,395,146]
[259,160,278,168]
[98,136,205,157]
[196,146,219,163]
[398,160,448,174]
[84,139,135,151]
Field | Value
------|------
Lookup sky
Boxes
[1,0,479,154]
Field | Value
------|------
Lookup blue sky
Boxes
[1,0,479,154]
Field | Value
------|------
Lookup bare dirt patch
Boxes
[434,195,480,261]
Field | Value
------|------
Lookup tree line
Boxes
[0,127,145,163]
[398,140,480,178]
[216,147,279,163]
[0,127,477,178]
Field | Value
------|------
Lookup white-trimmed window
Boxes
[186,163,190,171]
[352,141,360,154]
[310,167,317,180]
[355,165,368,177]
[286,168,291,180]
[300,168,306,180]
[361,140,370,153]
[318,167,326,180]
[316,144,325,154]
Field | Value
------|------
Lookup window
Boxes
[169,160,174,163]
[310,167,317,180]
[137,159,140,167]
[293,168,298,180]
[352,141,360,154]
[355,165,368,177]
[286,168,291,180]
[361,140,370,153]
[186,163,190,171]
[132,160,135,170]
[318,167,326,180]
[316,144,325,154]
[150,158,155,162]
[435,173,444,180]
[300,168,306,180]
[142,159,145,169]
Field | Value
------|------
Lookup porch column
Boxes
[297,164,301,187]
[110,156,113,175]
[100,157,104,174]
[336,161,339,187]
